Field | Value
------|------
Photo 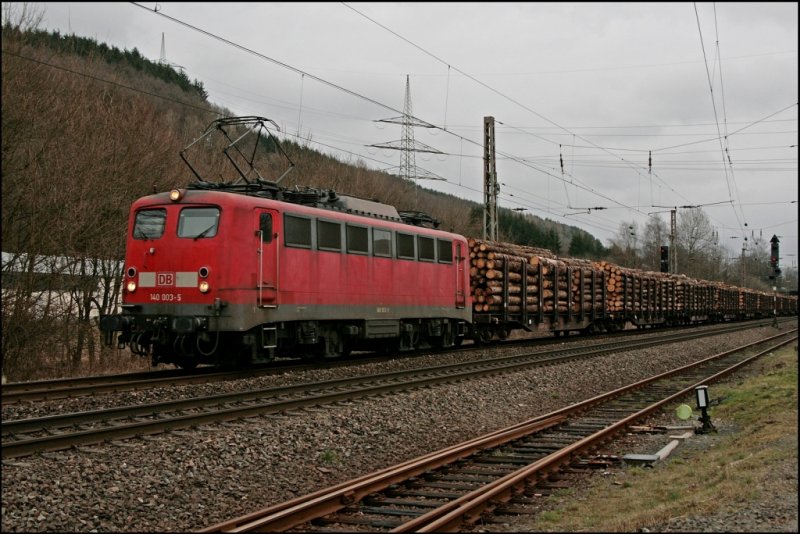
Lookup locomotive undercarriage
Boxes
[101,313,235,369]
[102,313,469,368]
[267,317,467,360]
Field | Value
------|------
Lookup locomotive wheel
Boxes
[175,357,198,370]
[382,339,401,355]
[477,328,493,345]
[313,333,350,360]
[431,324,455,349]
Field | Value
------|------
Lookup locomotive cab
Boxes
[101,189,259,368]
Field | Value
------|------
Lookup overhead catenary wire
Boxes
[296,73,305,138]
[442,117,796,133]
[443,64,451,130]
[90,4,792,254]
[155,4,792,234]
[278,126,624,236]
[694,2,747,234]
[3,7,796,258]
[341,2,690,214]
[131,1,661,223]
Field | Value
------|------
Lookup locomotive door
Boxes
[256,209,279,307]
[455,243,466,309]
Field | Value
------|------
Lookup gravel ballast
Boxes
[1,324,793,532]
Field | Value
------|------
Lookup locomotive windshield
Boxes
[178,207,220,239]
[133,209,166,240]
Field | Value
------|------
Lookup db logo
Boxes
[157,272,175,286]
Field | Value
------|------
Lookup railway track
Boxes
[2,365,251,404]
[1,321,789,459]
[1,319,784,404]
[200,330,797,532]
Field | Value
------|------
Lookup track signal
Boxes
[660,245,669,273]
[770,235,780,270]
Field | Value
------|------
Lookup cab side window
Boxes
[437,239,453,263]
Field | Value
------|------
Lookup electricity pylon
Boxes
[369,75,445,182]
[159,33,185,71]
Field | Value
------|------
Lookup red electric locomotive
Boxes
[100,184,471,368]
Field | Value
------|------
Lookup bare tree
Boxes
[676,208,716,279]
[1,27,212,379]
[639,215,669,272]
[1,2,44,31]
[606,220,639,268]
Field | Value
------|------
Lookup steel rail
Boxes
[4,319,775,436]
[0,326,792,458]
[406,334,798,532]
[0,356,363,404]
[3,323,792,459]
[3,319,783,404]
[200,331,796,532]
[3,322,783,459]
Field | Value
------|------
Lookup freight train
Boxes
[98,180,797,369]
[98,117,797,368]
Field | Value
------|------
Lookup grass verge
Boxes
[518,342,798,532]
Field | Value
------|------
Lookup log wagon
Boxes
[467,237,797,341]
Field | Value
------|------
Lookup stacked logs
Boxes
[593,261,629,312]
[594,260,684,313]
[674,274,699,312]
[468,238,547,313]
[711,281,743,315]
[738,290,748,311]
[592,261,723,314]
[561,257,606,315]
[468,239,604,315]
[469,239,796,318]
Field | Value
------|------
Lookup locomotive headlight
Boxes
[199,280,210,293]
[169,189,184,202]
[126,281,137,293]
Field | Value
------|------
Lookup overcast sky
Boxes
[27,2,799,264]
